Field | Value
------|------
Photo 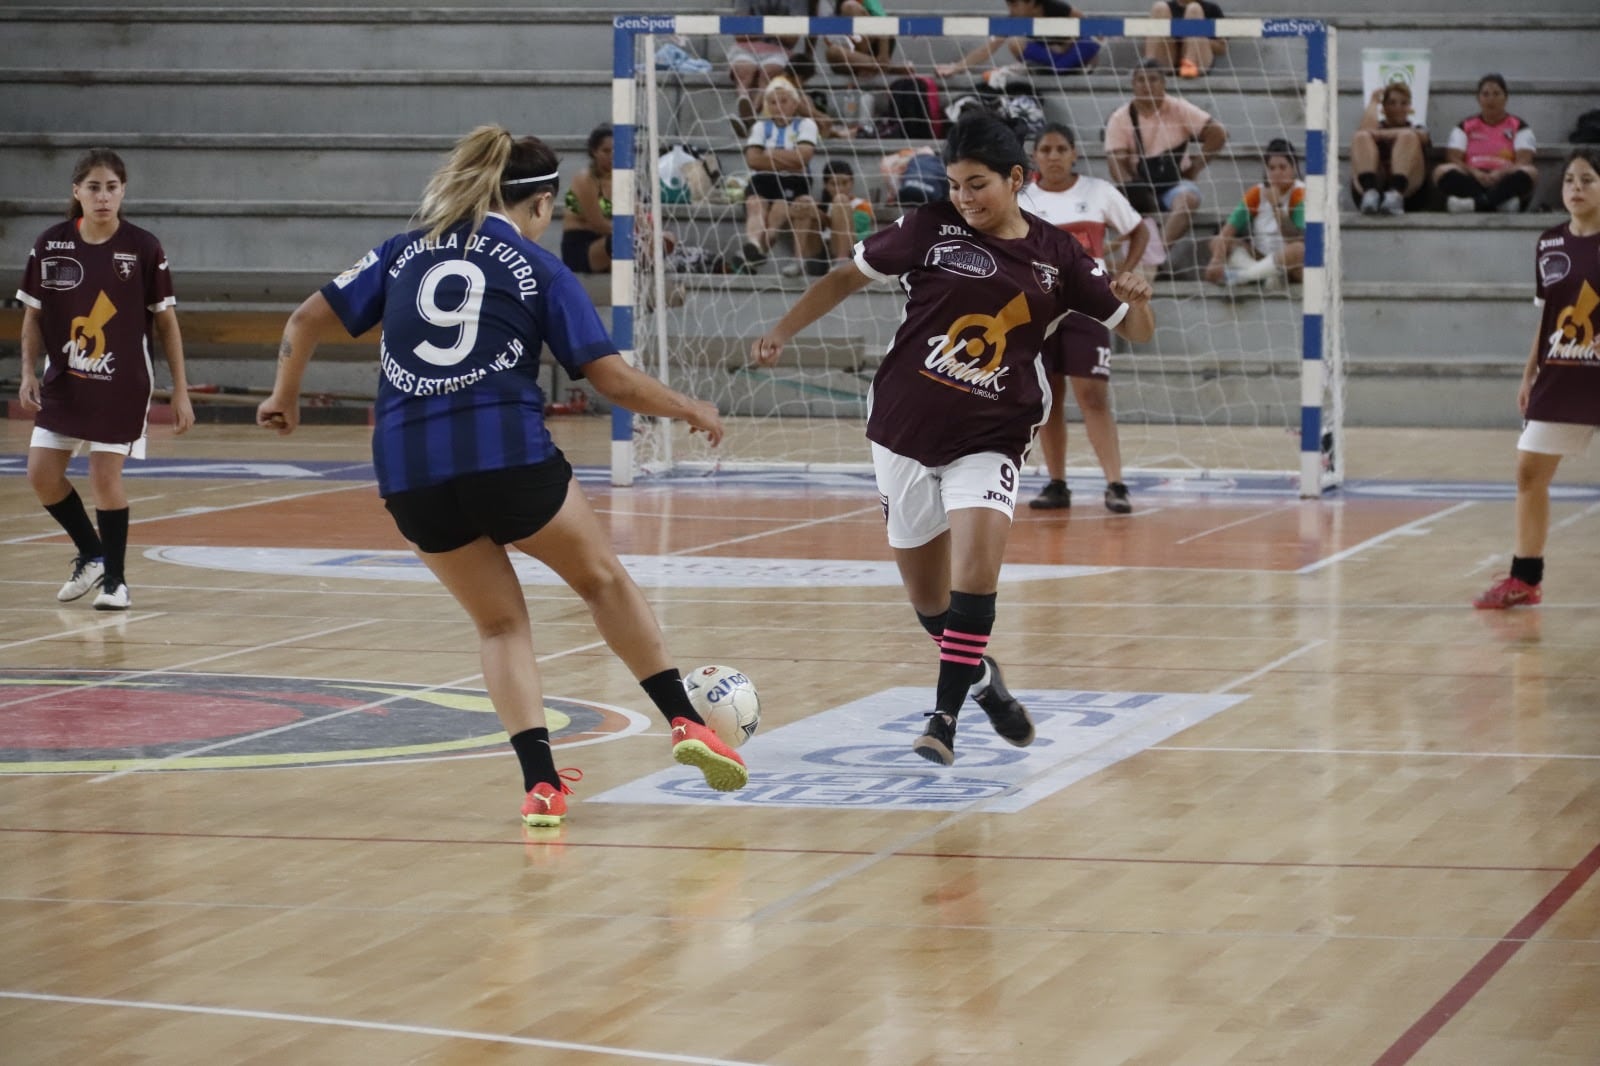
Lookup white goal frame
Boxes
[608,13,1341,496]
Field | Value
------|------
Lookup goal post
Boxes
[608,13,1342,496]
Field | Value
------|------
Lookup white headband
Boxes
[502,171,560,186]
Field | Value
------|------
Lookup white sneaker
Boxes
[1380,190,1405,215]
[1446,195,1478,214]
[778,260,802,278]
[93,582,131,611]
[1495,197,1522,214]
[1227,246,1258,272]
[1359,188,1381,214]
[57,556,105,602]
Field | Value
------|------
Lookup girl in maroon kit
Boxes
[1475,148,1600,609]
[754,113,1155,763]
[17,149,194,611]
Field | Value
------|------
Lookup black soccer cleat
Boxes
[912,711,957,766]
[1028,479,1071,510]
[1104,481,1132,514]
[971,655,1035,747]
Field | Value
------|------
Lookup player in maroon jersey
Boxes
[754,112,1155,763]
[1476,147,1600,608]
[16,149,194,611]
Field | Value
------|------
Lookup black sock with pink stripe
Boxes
[915,608,948,644]
[936,591,996,717]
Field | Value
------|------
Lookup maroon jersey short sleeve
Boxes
[1527,223,1600,427]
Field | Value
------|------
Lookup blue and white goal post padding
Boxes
[607,15,1341,496]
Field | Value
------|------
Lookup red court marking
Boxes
[1370,839,1600,1066]
[0,826,1570,874]
[0,689,304,748]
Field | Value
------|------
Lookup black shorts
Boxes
[383,454,573,554]
[1042,312,1113,380]
[748,171,812,202]
[561,228,608,273]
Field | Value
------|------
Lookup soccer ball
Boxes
[684,664,761,749]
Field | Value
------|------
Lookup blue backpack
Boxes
[897,152,949,205]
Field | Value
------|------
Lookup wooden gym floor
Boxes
[0,417,1597,1065]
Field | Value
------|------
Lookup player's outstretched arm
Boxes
[258,292,342,435]
[751,261,874,366]
[584,353,725,446]
[1109,272,1155,343]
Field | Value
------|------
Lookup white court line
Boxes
[1155,745,1600,760]
[1294,500,1476,575]
[669,504,883,556]
[0,612,169,653]
[1551,498,1600,533]
[1,480,377,545]
[0,991,767,1066]
[747,639,1325,924]
[0,619,376,716]
[1174,502,1300,545]
[85,637,612,783]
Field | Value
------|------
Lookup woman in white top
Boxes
[1021,124,1149,513]
[742,77,827,277]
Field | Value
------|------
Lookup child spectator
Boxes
[1433,73,1539,214]
[1205,138,1304,288]
[820,161,876,264]
[1351,83,1431,215]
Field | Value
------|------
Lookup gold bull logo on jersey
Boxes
[1548,281,1599,362]
[64,291,118,377]
[922,292,1032,394]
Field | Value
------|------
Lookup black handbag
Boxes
[1121,105,1187,214]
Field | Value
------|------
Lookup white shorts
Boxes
[31,426,147,460]
[871,443,1019,549]
[1518,420,1595,457]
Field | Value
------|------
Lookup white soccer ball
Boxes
[684,664,761,749]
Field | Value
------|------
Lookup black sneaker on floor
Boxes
[1104,481,1132,514]
[1028,479,1071,510]
[972,655,1035,746]
[912,711,957,765]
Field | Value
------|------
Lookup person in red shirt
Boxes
[753,113,1155,764]
[17,148,194,611]
[1475,148,1600,609]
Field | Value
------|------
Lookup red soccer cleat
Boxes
[520,768,584,827]
[1473,576,1543,610]
[671,717,749,792]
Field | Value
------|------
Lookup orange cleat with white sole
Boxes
[1473,576,1542,610]
[520,768,584,827]
[671,717,749,792]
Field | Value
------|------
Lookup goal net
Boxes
[609,14,1342,495]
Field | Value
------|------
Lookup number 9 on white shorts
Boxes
[871,443,1019,549]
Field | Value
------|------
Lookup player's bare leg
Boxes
[1072,376,1129,513]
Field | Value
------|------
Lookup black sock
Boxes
[1356,172,1379,192]
[915,607,948,647]
[641,668,703,726]
[96,507,130,588]
[45,489,103,560]
[1385,174,1410,196]
[936,591,997,717]
[509,727,559,792]
[1510,556,1544,587]
[1483,170,1533,210]
[1437,170,1487,207]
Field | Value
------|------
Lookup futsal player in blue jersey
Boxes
[256,126,748,826]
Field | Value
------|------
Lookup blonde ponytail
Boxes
[416,125,513,244]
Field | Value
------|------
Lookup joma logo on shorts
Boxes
[984,490,1013,506]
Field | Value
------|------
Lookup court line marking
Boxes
[1156,745,1600,760]
[0,480,377,545]
[0,991,767,1066]
[745,639,1326,924]
[1370,838,1600,1066]
[0,611,169,653]
[1294,501,1476,575]
[1173,501,1302,544]
[84,637,612,784]
[668,503,884,556]
[1550,498,1600,533]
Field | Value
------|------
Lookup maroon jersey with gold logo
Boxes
[854,200,1127,466]
[17,218,176,443]
[1529,223,1600,427]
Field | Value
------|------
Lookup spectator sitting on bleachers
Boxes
[561,124,614,274]
[1143,0,1227,80]
[814,0,915,81]
[934,0,1101,81]
[820,160,877,264]
[1104,58,1227,258]
[728,0,810,136]
[1205,138,1304,289]
[1351,83,1431,215]
[1432,72,1539,214]
[742,78,829,277]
